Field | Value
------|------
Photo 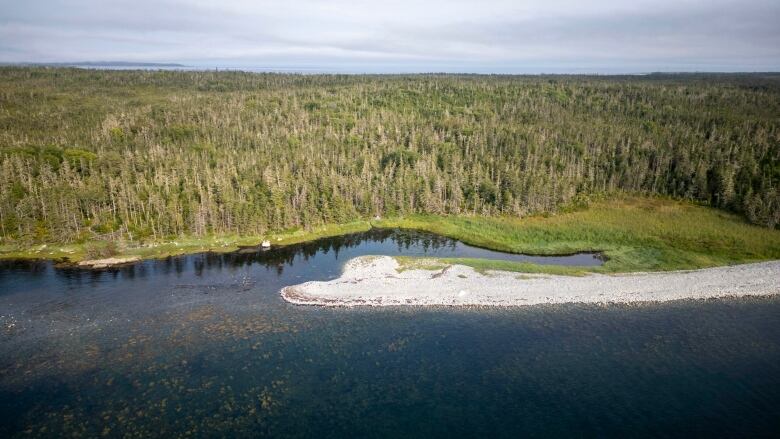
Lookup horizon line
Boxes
[2,61,779,76]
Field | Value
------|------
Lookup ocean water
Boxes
[0,230,778,438]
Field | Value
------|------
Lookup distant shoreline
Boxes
[281,256,780,307]
[1,61,186,68]
[2,64,778,75]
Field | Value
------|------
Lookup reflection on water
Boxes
[0,228,603,289]
[0,230,778,438]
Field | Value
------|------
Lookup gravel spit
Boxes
[281,256,780,307]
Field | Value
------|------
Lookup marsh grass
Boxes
[376,196,780,273]
[394,257,449,272]
[395,256,589,276]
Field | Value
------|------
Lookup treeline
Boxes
[0,67,778,243]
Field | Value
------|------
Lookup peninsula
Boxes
[282,256,780,307]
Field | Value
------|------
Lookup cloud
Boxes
[0,0,778,72]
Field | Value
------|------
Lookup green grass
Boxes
[2,196,779,274]
[394,256,589,276]
[375,195,780,273]
[394,257,450,272]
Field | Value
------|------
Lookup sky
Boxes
[1,0,779,73]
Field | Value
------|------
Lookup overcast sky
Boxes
[1,0,779,73]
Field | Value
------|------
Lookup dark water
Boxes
[0,230,778,438]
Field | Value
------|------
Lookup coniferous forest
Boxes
[0,68,778,244]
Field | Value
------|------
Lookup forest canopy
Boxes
[0,68,778,243]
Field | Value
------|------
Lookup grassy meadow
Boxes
[377,196,780,273]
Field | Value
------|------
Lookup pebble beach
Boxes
[281,256,780,307]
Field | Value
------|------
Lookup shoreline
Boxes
[0,225,608,272]
[281,256,780,307]
[3,197,780,274]
[0,221,373,267]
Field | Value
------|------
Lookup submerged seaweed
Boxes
[1,231,779,438]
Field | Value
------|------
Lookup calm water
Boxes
[0,230,778,438]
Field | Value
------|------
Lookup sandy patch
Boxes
[78,256,141,268]
[281,256,780,307]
